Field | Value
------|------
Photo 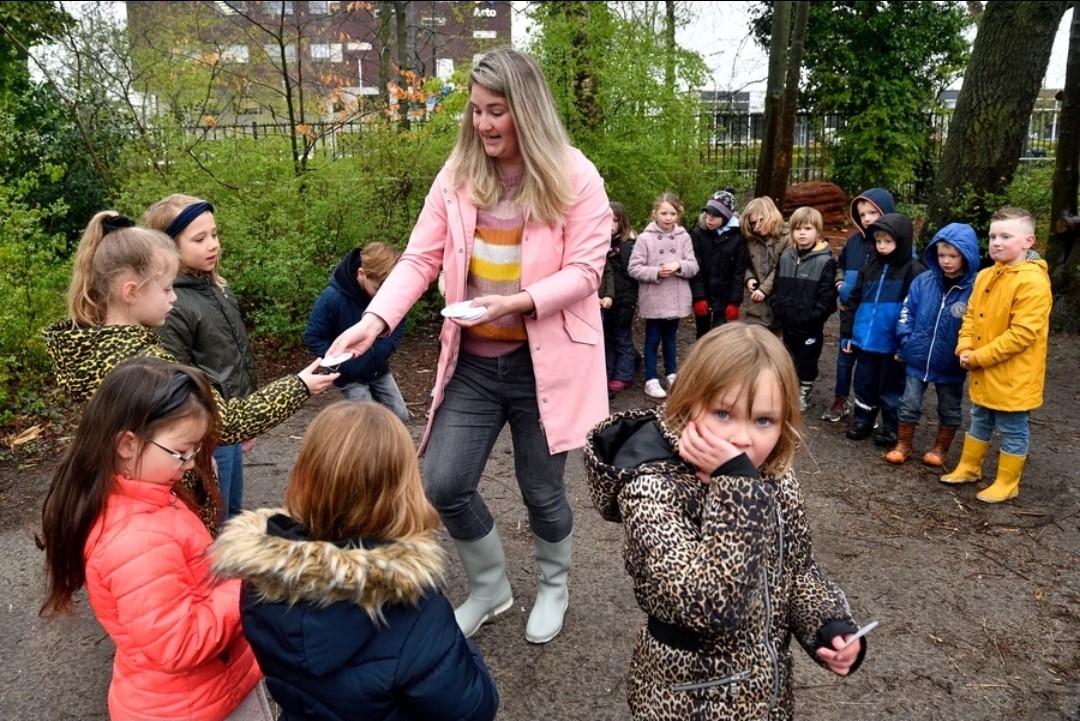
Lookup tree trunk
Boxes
[926,1,1068,238]
[771,0,809,211]
[756,1,791,200]
[1050,8,1080,330]
[560,1,602,138]
[378,1,392,110]
[393,1,410,131]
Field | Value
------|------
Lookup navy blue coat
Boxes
[896,223,980,384]
[835,188,896,307]
[211,510,499,721]
[840,213,927,354]
[304,248,405,386]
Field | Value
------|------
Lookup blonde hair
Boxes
[142,193,226,288]
[990,206,1036,234]
[360,242,401,284]
[788,206,823,234]
[67,211,179,326]
[447,47,573,225]
[665,323,802,478]
[741,196,785,239]
[284,401,440,542]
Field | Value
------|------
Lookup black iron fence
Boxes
[183,106,1062,199]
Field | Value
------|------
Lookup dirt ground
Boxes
[1,314,1078,721]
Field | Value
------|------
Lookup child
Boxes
[38,357,269,721]
[628,192,699,400]
[886,223,980,466]
[689,189,747,339]
[583,323,867,720]
[603,201,639,392]
[738,196,791,333]
[41,211,337,531]
[941,207,1052,502]
[144,194,257,518]
[210,401,499,720]
[304,242,409,423]
[840,213,927,446]
[823,188,896,422]
[770,206,838,412]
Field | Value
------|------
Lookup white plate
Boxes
[441,302,486,321]
[320,352,352,368]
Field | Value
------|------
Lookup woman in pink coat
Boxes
[328,48,611,645]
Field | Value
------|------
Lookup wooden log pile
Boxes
[782,181,848,229]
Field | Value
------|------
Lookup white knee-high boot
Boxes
[452,527,513,637]
[525,533,572,644]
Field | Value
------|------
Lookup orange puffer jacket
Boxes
[84,476,260,721]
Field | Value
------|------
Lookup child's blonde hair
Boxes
[665,323,803,478]
[788,206,823,234]
[359,242,401,285]
[67,211,178,326]
[448,47,573,225]
[990,206,1036,234]
[284,401,440,543]
[741,196,785,239]
[652,192,684,218]
[142,193,226,288]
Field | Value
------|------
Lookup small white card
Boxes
[320,352,352,368]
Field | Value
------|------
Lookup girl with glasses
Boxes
[38,357,273,721]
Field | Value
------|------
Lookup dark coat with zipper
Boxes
[604,234,639,326]
[689,220,748,315]
[304,248,406,387]
[770,240,838,335]
[158,273,257,400]
[583,407,865,720]
[211,509,499,721]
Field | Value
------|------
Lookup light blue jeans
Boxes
[421,346,571,543]
[340,372,409,424]
[898,375,964,427]
[968,403,1031,455]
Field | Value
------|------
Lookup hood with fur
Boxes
[210,508,445,620]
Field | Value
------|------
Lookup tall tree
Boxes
[761,0,809,208]
[926,1,1069,238]
[1049,8,1080,328]
[755,1,791,201]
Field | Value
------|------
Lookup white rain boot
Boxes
[452,527,513,637]
[525,533,572,644]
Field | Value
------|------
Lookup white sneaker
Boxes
[644,379,667,399]
[666,373,677,388]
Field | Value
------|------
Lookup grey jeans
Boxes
[422,346,571,543]
[339,372,409,424]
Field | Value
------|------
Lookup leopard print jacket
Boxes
[43,321,310,533]
[584,406,862,720]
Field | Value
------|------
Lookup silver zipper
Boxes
[671,669,751,692]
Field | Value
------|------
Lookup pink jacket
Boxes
[627,221,699,319]
[368,146,612,454]
[84,476,260,721]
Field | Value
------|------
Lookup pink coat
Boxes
[368,147,612,454]
[627,221,699,319]
[84,476,260,721]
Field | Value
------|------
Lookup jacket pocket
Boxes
[562,308,599,345]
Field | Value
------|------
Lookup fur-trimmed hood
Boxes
[211,508,445,620]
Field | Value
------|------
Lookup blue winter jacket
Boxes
[211,510,499,721]
[304,248,405,386]
[835,188,896,306]
[896,223,980,384]
[840,213,926,354]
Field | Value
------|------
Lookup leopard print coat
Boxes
[43,321,310,533]
[584,406,863,721]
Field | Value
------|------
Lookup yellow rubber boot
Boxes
[977,452,1026,503]
[940,435,989,484]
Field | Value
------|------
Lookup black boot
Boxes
[874,407,899,447]
[846,403,878,441]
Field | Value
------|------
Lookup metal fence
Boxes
[184,106,1062,199]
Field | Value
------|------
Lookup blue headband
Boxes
[163,202,215,239]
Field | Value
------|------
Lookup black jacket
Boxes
[689,222,747,313]
[770,241,838,334]
[605,234,639,325]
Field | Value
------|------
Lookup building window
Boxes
[264,43,297,62]
[346,42,372,52]
[310,43,343,63]
[222,44,249,63]
[473,30,497,40]
[308,0,329,14]
[436,58,454,81]
[264,1,294,16]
